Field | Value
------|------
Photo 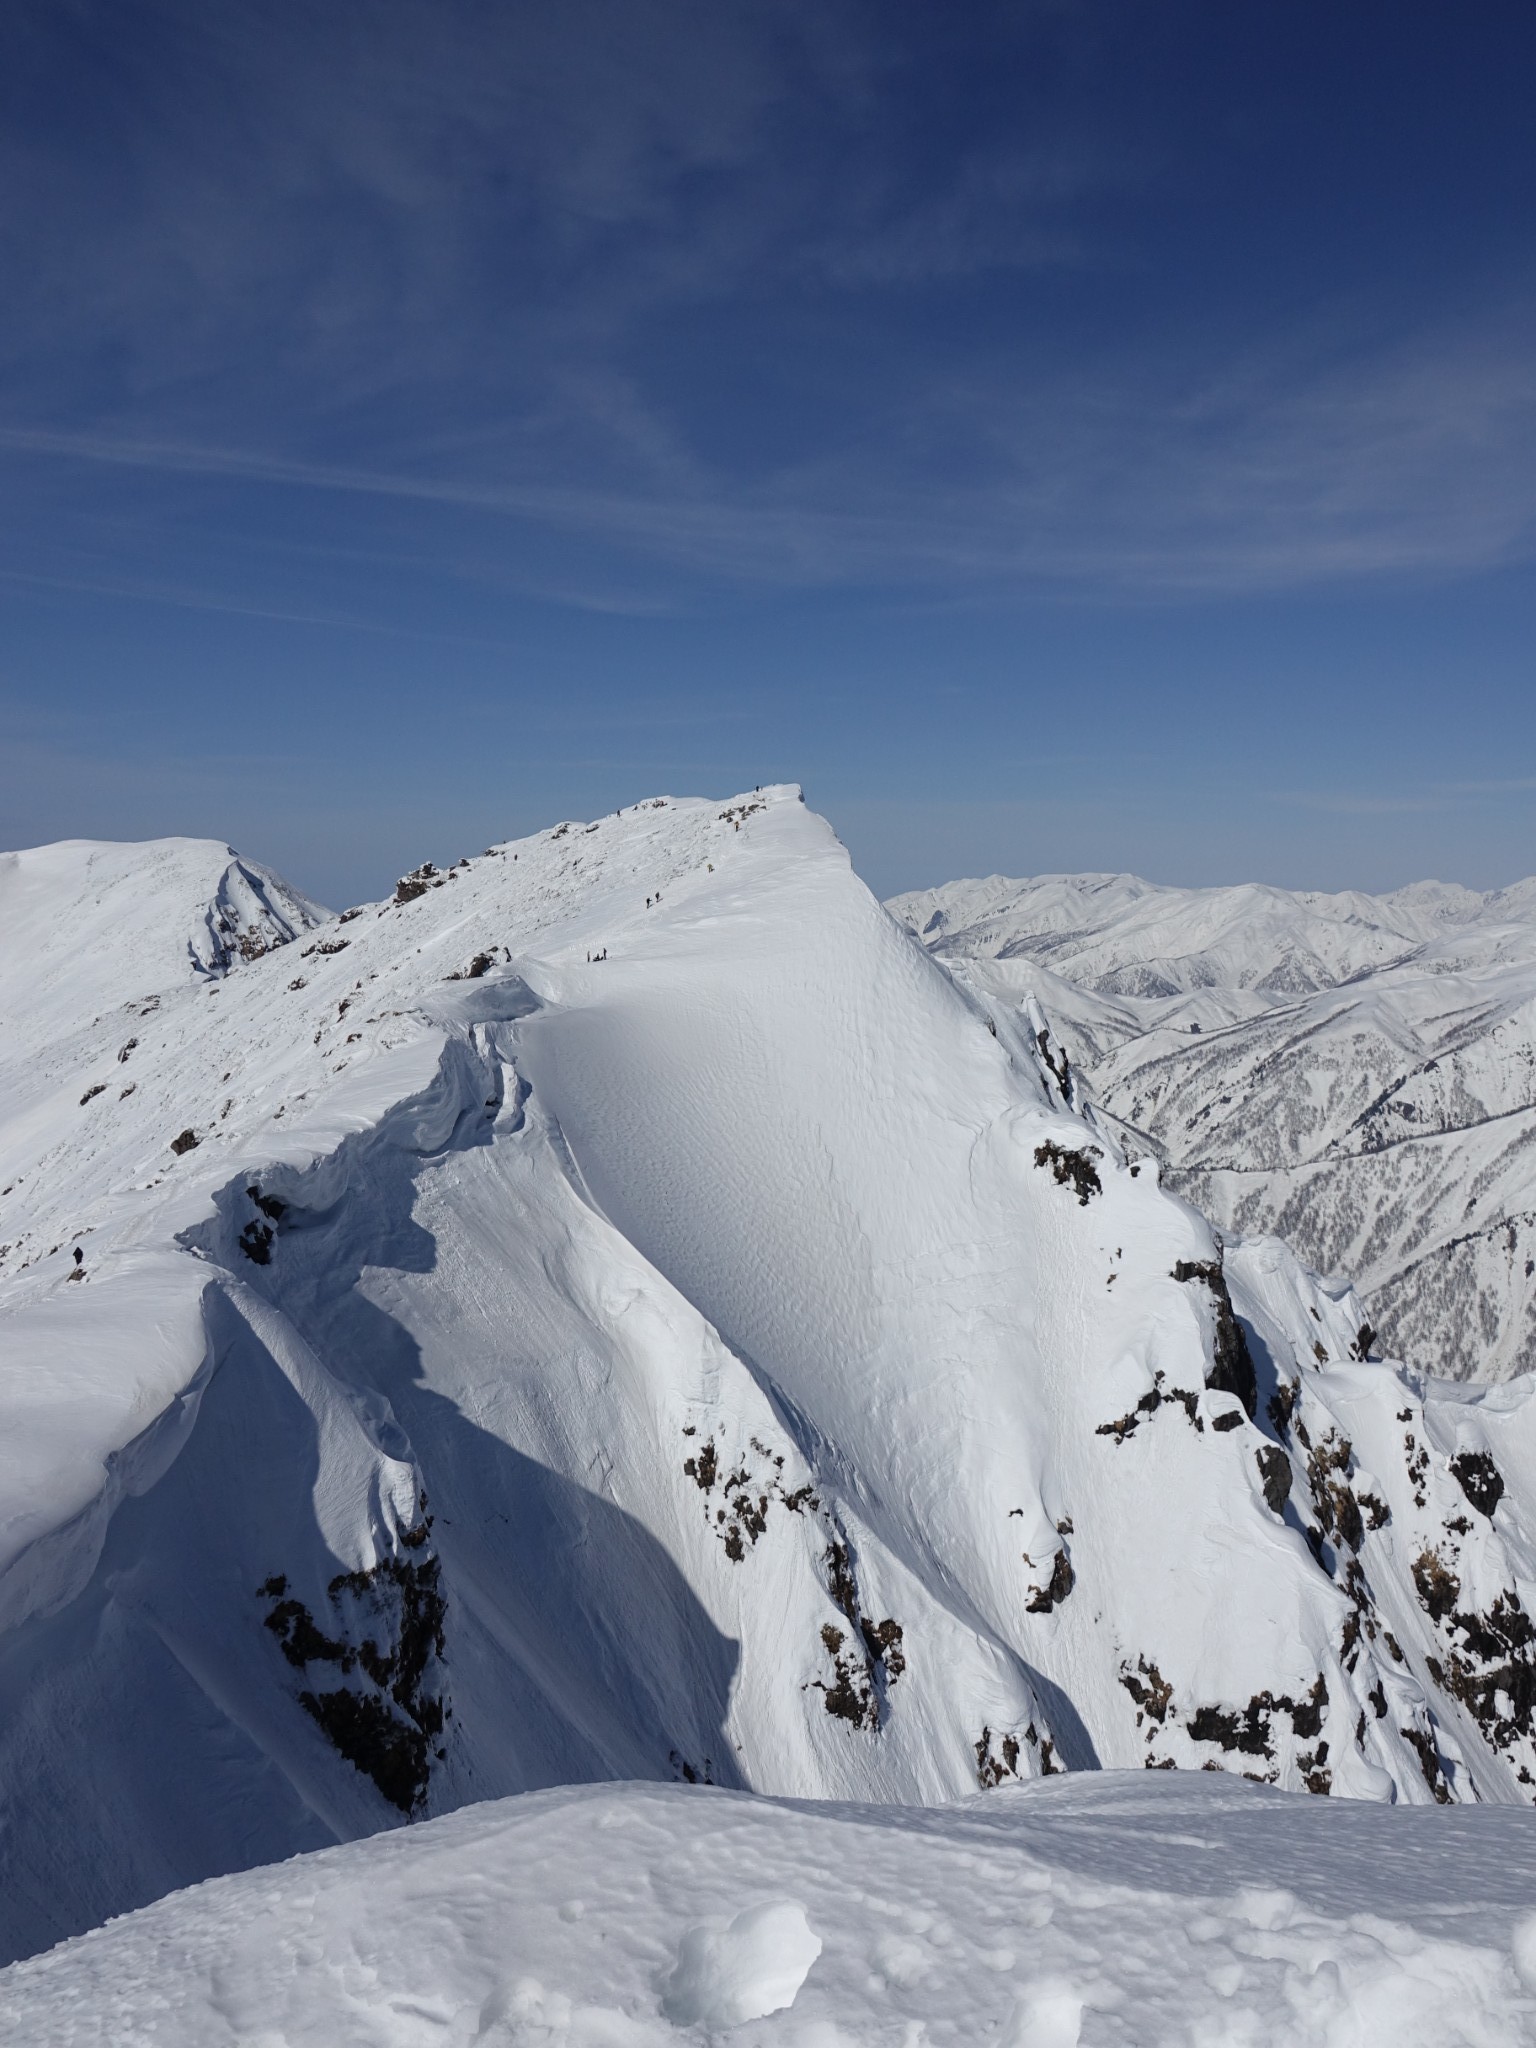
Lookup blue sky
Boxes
[3,0,1534,907]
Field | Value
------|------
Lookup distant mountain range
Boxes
[890,870,1536,1382]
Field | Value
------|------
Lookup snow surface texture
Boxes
[7,1773,1536,2046]
[5,794,1536,1970]
[889,871,1536,1383]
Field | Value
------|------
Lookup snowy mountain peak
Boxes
[0,836,327,1021]
[4,790,1536,1966]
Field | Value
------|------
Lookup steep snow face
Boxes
[891,871,1536,1381]
[8,1772,1536,2047]
[5,794,1536,1964]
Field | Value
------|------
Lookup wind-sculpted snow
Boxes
[891,870,1536,1381]
[7,1773,1536,2046]
[5,795,1536,1968]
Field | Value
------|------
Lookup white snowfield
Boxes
[3,793,1536,1991]
[6,1773,1536,2047]
[890,870,1536,1382]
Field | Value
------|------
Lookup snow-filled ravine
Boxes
[8,1772,1536,2046]
[4,793,1536,1991]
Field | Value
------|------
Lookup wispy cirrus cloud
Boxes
[6,294,1536,604]
[2,3,1534,619]
[1274,776,1536,818]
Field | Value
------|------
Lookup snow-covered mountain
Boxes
[0,835,328,1001]
[890,871,1536,1382]
[5,794,1536,1972]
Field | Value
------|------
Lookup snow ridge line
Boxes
[0,1010,508,1642]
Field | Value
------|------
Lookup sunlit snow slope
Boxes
[4,795,1536,1965]
[9,1773,1536,2047]
[891,871,1536,1381]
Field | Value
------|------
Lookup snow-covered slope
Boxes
[9,1772,1536,2047]
[5,794,1536,1968]
[891,871,1536,1380]
[0,835,327,1012]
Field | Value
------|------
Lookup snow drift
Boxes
[8,1772,1536,2046]
[3,793,1536,1969]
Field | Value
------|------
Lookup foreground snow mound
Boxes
[890,870,1536,1382]
[5,791,1536,1963]
[5,1773,1536,2046]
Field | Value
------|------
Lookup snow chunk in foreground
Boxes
[662,1899,821,2027]
[5,1773,1536,2045]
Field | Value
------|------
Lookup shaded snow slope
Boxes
[891,871,1536,1381]
[6,794,1536,1965]
[7,1772,1536,2047]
